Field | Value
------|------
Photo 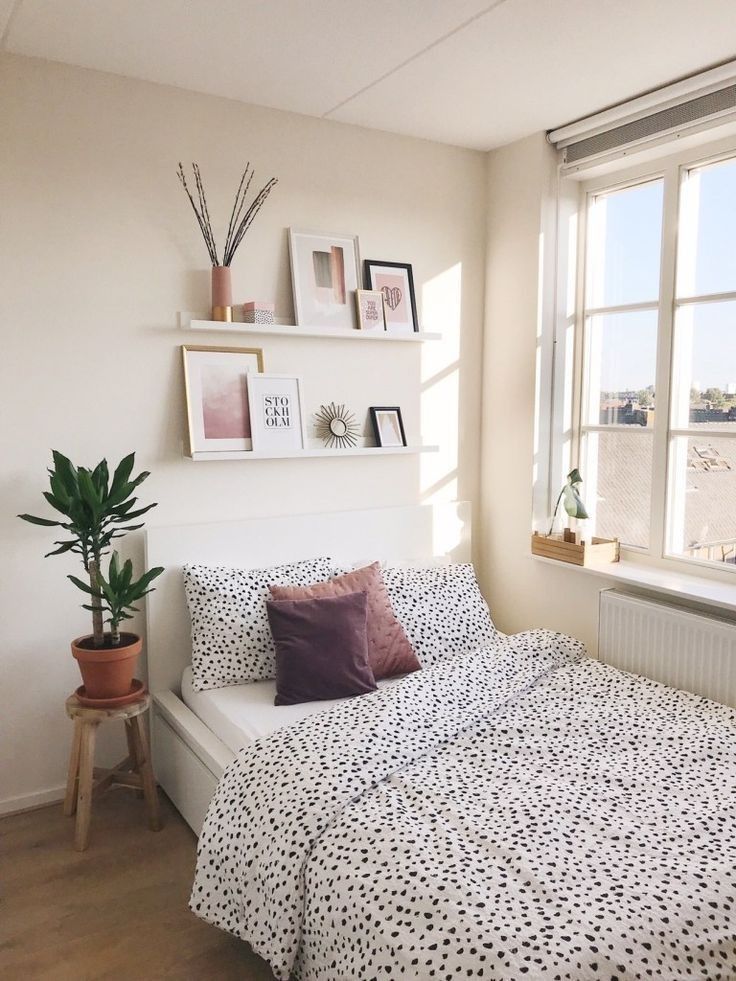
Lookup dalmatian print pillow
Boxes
[184,557,334,691]
[382,563,497,668]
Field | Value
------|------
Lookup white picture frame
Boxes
[289,228,361,330]
[247,373,307,452]
[182,345,264,455]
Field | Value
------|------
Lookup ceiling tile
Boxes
[4,0,494,117]
[327,0,736,148]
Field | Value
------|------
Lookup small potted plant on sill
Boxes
[19,451,163,702]
[531,468,620,566]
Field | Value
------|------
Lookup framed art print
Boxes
[182,345,264,454]
[363,260,418,334]
[289,228,361,330]
[369,406,407,448]
[355,289,386,332]
[247,373,307,452]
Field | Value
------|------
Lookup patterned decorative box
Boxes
[242,301,275,325]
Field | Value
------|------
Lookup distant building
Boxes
[690,406,736,424]
[600,400,654,426]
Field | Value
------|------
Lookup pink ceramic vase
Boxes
[211,265,233,322]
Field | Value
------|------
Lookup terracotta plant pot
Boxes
[71,632,142,700]
[211,265,233,322]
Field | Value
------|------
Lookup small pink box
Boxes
[242,301,275,325]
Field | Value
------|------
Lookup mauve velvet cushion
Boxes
[269,562,420,680]
[266,591,377,705]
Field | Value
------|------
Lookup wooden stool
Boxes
[63,692,161,851]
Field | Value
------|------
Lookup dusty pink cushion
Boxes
[269,562,420,680]
[266,592,376,705]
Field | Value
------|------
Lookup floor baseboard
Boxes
[0,785,66,818]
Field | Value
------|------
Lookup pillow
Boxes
[382,564,497,669]
[269,562,420,680]
[266,592,377,705]
[184,556,334,691]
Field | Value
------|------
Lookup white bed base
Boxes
[145,501,471,834]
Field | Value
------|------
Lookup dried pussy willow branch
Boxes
[177,162,278,267]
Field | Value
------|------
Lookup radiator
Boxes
[598,589,736,707]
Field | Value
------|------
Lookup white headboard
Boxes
[144,501,471,696]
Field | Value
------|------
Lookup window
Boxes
[575,147,736,571]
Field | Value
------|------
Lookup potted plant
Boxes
[19,451,163,701]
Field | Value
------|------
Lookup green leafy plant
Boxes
[549,468,589,536]
[18,451,163,648]
[69,552,163,647]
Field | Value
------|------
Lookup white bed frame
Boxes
[145,501,471,834]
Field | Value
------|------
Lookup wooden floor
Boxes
[0,790,276,980]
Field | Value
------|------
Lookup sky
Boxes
[593,162,736,393]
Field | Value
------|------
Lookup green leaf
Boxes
[135,566,164,591]
[49,472,71,508]
[91,459,109,496]
[51,451,78,496]
[68,574,97,595]
[42,492,71,517]
[45,541,77,557]
[18,513,61,527]
[77,468,101,515]
[109,453,136,498]
[562,484,589,520]
[82,603,112,614]
[112,503,157,522]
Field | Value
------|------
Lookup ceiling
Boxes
[2,0,736,150]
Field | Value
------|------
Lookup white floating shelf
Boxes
[179,313,441,343]
[188,445,438,462]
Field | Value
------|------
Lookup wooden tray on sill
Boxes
[531,530,620,567]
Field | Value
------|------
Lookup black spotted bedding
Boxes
[191,631,736,980]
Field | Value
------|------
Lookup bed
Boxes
[146,503,736,980]
[145,502,472,833]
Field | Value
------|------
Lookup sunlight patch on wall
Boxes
[420,263,462,504]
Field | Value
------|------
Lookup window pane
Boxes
[587,180,663,308]
[671,300,736,430]
[585,310,658,425]
[668,436,736,566]
[678,156,736,297]
[582,431,652,548]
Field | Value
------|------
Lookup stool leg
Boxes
[75,721,98,851]
[63,718,83,817]
[124,720,144,798]
[131,715,161,832]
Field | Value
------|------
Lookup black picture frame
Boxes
[363,260,419,333]
[369,406,407,448]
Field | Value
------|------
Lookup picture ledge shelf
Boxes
[178,313,441,343]
[188,445,438,462]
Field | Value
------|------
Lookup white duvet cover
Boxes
[191,631,736,980]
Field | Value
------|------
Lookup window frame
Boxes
[570,134,736,577]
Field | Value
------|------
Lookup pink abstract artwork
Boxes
[200,364,250,439]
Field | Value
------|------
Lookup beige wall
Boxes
[478,132,603,652]
[0,55,487,811]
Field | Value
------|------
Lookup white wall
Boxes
[479,132,603,653]
[0,54,487,811]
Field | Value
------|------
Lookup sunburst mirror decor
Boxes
[315,403,360,449]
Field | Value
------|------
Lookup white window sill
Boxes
[531,553,736,614]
